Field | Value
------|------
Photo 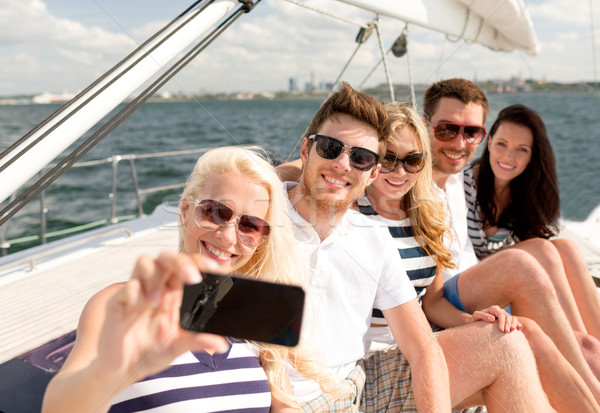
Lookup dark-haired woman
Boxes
[464,104,600,352]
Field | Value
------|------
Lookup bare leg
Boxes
[437,323,554,412]
[518,317,600,411]
[512,238,588,334]
[456,248,600,400]
[576,330,600,381]
[551,238,600,339]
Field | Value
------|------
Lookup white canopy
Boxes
[337,0,540,56]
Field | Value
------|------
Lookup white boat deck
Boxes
[0,207,179,364]
[560,206,600,283]
[0,203,598,366]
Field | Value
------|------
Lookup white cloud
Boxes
[0,0,134,51]
[0,0,138,94]
[529,0,596,26]
[1,0,599,95]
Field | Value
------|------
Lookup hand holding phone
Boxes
[180,273,305,347]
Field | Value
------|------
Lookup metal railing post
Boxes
[1,147,217,252]
[40,187,47,244]
[128,157,145,217]
[0,194,15,256]
[109,155,121,224]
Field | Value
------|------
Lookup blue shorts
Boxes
[443,274,467,312]
[443,273,511,315]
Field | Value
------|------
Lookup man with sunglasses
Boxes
[424,78,600,401]
[280,82,555,412]
[281,82,450,411]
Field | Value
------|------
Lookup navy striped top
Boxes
[463,164,516,258]
[358,195,437,326]
[109,341,271,413]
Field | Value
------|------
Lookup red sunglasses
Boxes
[433,121,487,144]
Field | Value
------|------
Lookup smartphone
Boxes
[180,273,305,347]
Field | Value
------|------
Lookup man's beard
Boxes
[301,182,355,213]
[432,152,464,175]
[300,167,360,216]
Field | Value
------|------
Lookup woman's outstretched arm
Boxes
[42,252,228,413]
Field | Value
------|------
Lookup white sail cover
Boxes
[337,0,540,56]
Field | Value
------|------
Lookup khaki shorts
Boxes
[301,345,415,412]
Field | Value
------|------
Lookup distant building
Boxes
[289,78,298,93]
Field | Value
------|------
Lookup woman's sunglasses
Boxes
[433,122,487,144]
[308,134,380,171]
[189,198,270,248]
[380,152,426,174]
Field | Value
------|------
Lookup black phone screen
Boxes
[180,273,305,347]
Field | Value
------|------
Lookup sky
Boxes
[0,0,598,96]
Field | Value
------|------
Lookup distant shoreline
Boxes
[1,80,598,105]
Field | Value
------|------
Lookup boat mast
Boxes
[0,0,258,225]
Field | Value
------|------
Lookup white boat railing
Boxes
[0,226,135,275]
[0,147,213,256]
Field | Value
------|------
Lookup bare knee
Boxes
[550,238,578,254]
[518,317,555,351]
[576,330,600,353]
[519,317,544,338]
[443,322,532,364]
[499,249,556,297]
[518,237,563,267]
[499,329,532,357]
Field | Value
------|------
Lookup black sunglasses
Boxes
[433,121,487,145]
[307,134,380,171]
[190,198,270,248]
[380,152,426,174]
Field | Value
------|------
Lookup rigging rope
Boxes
[0,0,258,228]
[282,0,364,27]
[373,19,395,102]
[404,26,416,109]
[329,26,372,97]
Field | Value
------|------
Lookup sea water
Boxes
[0,92,599,252]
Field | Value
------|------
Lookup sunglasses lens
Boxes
[311,135,378,171]
[238,215,271,246]
[434,123,460,141]
[315,136,343,160]
[194,199,269,248]
[380,153,425,174]
[464,126,485,143]
[403,154,425,173]
[435,122,485,144]
[380,154,397,173]
[196,200,233,229]
[349,148,377,171]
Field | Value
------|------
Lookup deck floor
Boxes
[0,223,178,364]
[1,215,598,366]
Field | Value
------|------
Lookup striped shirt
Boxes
[109,341,271,413]
[463,164,516,259]
[358,195,437,326]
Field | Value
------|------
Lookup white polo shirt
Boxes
[435,171,479,281]
[284,182,416,400]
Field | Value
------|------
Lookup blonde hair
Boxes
[178,146,347,405]
[384,102,455,271]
